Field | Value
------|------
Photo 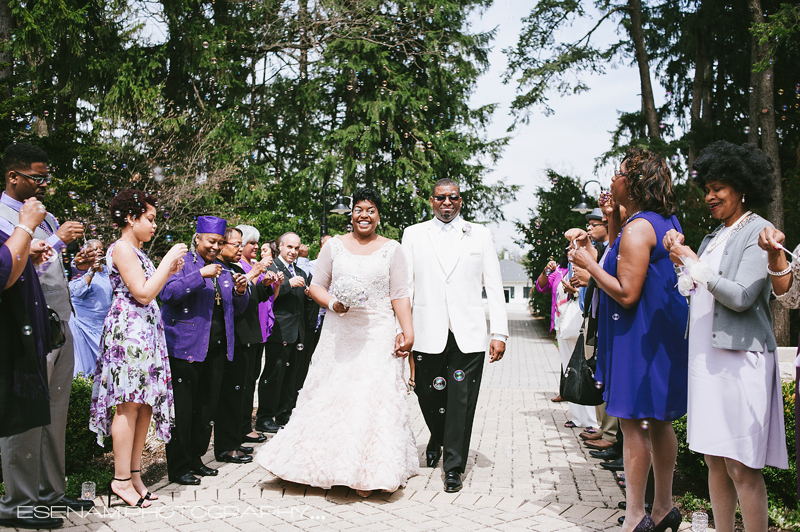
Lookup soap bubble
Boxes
[433,377,446,390]
[453,370,465,381]
[22,325,32,335]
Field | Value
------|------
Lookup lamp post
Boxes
[320,178,351,239]
[571,179,603,214]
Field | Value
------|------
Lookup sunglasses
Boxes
[15,170,52,185]
[433,194,461,202]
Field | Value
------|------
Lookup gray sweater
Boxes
[690,214,776,352]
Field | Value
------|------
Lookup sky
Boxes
[468,0,666,256]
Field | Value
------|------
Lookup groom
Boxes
[401,178,508,493]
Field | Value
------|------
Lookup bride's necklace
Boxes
[706,211,754,252]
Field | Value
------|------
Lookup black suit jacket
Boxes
[267,258,309,344]
[230,262,274,346]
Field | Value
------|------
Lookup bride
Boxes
[255,187,419,496]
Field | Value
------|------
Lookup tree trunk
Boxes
[628,0,660,139]
[0,0,11,101]
[688,26,709,171]
[749,0,789,346]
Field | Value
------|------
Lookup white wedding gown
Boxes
[255,237,419,491]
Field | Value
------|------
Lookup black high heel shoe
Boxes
[631,514,656,532]
[130,469,157,500]
[653,507,681,532]
[107,477,147,508]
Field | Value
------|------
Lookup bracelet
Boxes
[15,224,34,239]
[767,264,792,277]
[328,298,339,312]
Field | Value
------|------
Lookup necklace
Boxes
[706,211,754,252]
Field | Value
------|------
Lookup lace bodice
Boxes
[310,237,408,309]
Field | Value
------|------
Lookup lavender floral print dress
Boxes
[90,241,174,445]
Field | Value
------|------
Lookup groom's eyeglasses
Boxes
[433,194,461,203]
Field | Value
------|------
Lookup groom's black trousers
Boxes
[414,330,484,474]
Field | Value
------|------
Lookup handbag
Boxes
[559,330,605,406]
[48,307,66,350]
[559,299,583,339]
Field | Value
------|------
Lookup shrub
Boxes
[65,465,114,500]
[65,375,109,475]
[674,380,798,515]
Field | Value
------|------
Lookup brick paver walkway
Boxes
[39,310,704,531]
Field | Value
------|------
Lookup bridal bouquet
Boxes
[333,275,369,308]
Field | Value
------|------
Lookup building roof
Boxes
[499,260,530,283]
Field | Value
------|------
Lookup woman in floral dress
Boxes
[90,189,187,507]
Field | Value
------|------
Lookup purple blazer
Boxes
[160,251,249,362]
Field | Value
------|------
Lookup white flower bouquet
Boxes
[333,275,369,308]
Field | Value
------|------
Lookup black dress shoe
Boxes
[172,473,201,485]
[589,448,621,460]
[238,445,254,454]
[426,438,442,468]
[216,451,253,464]
[49,495,95,511]
[444,471,462,493]
[599,457,624,471]
[190,464,219,476]
[254,420,281,433]
[0,516,63,529]
[242,433,267,443]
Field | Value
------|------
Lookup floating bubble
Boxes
[595,381,603,389]
[297,343,304,351]
[209,420,214,426]
[744,126,751,134]
[166,235,173,243]
[235,385,240,390]
[433,377,446,390]
[612,313,620,321]
[640,420,650,430]
[779,89,784,95]
[188,356,194,362]
[186,288,191,293]
[670,155,679,164]
[454,370,465,381]
[183,307,188,313]
[22,325,32,335]
[416,355,422,361]
[203,41,209,49]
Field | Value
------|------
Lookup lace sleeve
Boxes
[389,242,409,300]
[310,238,334,291]
[774,243,800,309]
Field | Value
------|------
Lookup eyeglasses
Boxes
[611,170,628,182]
[225,242,244,249]
[432,194,461,202]
[15,170,52,185]
[587,222,604,228]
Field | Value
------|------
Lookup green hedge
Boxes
[65,375,109,474]
[673,380,797,510]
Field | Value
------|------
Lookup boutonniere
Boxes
[461,223,473,238]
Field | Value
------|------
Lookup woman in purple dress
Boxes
[573,149,688,532]
[90,189,187,508]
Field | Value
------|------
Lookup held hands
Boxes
[662,229,685,252]
[571,248,594,269]
[199,263,222,278]
[393,332,413,358]
[564,228,588,242]
[233,272,247,294]
[30,239,53,265]
[758,227,786,256]
[571,266,590,287]
[18,197,47,229]
[164,244,188,275]
[489,339,506,363]
[289,275,306,288]
[55,221,85,245]
[668,243,698,266]
[73,247,98,270]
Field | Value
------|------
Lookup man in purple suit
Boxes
[161,216,248,485]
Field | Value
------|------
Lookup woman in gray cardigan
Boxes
[664,141,787,532]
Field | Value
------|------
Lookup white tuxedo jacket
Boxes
[402,217,508,354]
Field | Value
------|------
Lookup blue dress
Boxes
[69,268,113,377]
[596,211,689,421]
